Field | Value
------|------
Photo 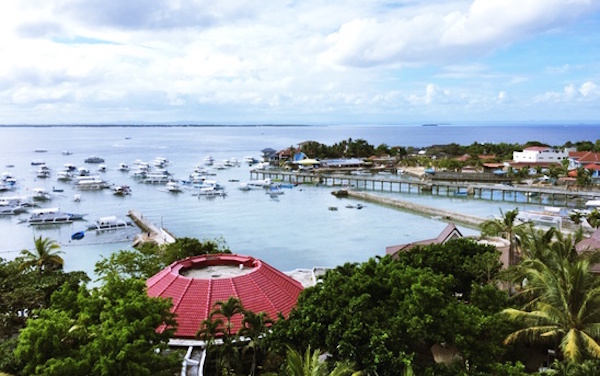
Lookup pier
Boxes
[343,191,486,228]
[128,210,176,246]
[250,169,598,207]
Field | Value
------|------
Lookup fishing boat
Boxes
[84,156,105,163]
[113,185,132,196]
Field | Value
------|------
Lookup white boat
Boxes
[517,207,565,229]
[87,216,131,230]
[585,200,600,211]
[113,185,132,196]
[63,163,77,171]
[57,171,74,181]
[196,186,227,197]
[243,156,258,164]
[350,169,372,176]
[194,179,223,190]
[76,176,109,190]
[77,167,91,176]
[153,157,169,168]
[117,163,130,171]
[98,164,107,172]
[266,186,284,196]
[62,150,73,155]
[242,178,272,189]
[21,207,85,225]
[203,155,214,166]
[165,181,183,193]
[32,188,51,201]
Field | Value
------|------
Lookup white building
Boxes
[513,146,568,164]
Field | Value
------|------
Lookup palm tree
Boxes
[239,310,273,376]
[19,236,64,273]
[480,208,530,266]
[197,317,224,375]
[285,346,361,376]
[503,257,600,362]
[210,297,244,337]
[587,209,600,229]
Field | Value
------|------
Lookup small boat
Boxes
[98,164,107,172]
[328,206,338,211]
[32,188,51,201]
[113,185,131,196]
[196,186,227,197]
[62,150,73,155]
[52,186,64,193]
[266,186,284,196]
[73,194,81,202]
[71,231,85,240]
[87,216,131,230]
[84,156,105,163]
[165,181,183,193]
[117,163,130,171]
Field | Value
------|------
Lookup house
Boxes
[568,151,600,169]
[513,146,568,164]
[386,223,463,256]
[576,228,600,274]
[261,148,278,163]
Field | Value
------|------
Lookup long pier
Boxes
[128,210,176,246]
[250,169,598,207]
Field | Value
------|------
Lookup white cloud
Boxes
[536,81,600,103]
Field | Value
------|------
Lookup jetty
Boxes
[128,210,176,247]
[250,169,599,208]
[340,190,486,228]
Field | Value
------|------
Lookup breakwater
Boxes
[128,210,176,246]
[340,190,486,228]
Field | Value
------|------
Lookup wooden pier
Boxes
[128,210,176,247]
[250,169,598,207]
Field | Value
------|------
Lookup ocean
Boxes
[1,124,598,278]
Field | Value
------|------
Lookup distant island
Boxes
[421,123,439,126]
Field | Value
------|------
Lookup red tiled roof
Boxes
[569,151,600,163]
[576,229,600,273]
[584,163,600,171]
[146,254,304,339]
[478,154,497,160]
[524,146,550,151]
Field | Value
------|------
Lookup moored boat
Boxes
[21,207,85,225]
[87,216,131,230]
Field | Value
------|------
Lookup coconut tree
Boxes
[18,236,64,273]
[285,346,361,376]
[588,209,600,229]
[503,257,600,362]
[239,310,273,376]
[210,297,244,337]
[480,208,530,266]
[197,317,224,375]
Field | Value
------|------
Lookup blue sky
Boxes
[1,0,600,125]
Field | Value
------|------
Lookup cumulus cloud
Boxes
[536,81,600,103]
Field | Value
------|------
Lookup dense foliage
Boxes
[268,239,519,375]
[14,274,181,376]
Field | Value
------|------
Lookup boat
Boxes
[196,186,227,197]
[84,156,105,163]
[117,163,130,171]
[243,156,258,164]
[243,178,272,189]
[87,216,131,230]
[328,206,338,211]
[350,169,371,176]
[203,155,214,166]
[62,150,73,155]
[31,188,51,201]
[52,186,64,193]
[21,207,85,225]
[57,171,74,181]
[0,204,26,215]
[517,207,565,229]
[165,181,183,193]
[71,231,85,240]
[266,186,284,196]
[113,185,132,196]
[153,157,169,168]
[98,164,107,172]
[76,176,110,190]
[0,195,34,207]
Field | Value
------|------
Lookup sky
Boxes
[1,0,600,125]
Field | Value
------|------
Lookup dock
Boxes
[128,210,176,247]
[343,190,487,228]
[250,169,599,207]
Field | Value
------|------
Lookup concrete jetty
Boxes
[342,190,487,228]
[128,210,176,247]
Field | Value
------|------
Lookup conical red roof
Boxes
[146,253,304,339]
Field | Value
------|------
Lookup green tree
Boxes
[480,209,531,266]
[503,258,600,362]
[587,209,600,229]
[197,317,224,375]
[239,311,273,376]
[15,275,180,376]
[18,236,64,273]
[285,346,361,376]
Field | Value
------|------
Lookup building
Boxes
[513,146,568,164]
[146,253,304,340]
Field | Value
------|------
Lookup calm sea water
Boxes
[0,124,598,278]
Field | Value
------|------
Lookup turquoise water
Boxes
[0,125,596,277]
